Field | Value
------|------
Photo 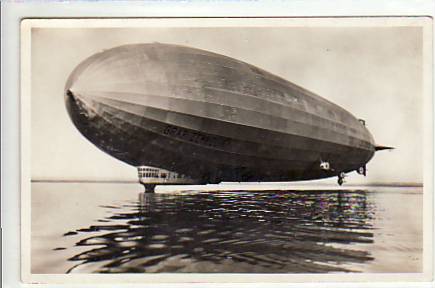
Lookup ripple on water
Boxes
[64,190,379,273]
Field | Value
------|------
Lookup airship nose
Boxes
[64,88,97,122]
[66,89,74,99]
[65,88,79,105]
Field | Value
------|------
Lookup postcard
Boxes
[20,17,433,284]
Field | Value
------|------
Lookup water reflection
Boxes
[64,190,375,273]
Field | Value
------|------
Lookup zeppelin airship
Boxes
[65,43,391,192]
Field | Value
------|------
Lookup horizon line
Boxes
[30,179,424,188]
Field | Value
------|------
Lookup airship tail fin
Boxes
[375,145,394,151]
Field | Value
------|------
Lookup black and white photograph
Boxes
[20,17,433,283]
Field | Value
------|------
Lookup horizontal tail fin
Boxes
[375,145,394,151]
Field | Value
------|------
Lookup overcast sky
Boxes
[31,23,424,184]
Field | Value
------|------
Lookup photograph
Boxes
[20,17,433,283]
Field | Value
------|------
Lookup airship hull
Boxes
[65,43,376,184]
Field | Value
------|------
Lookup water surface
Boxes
[31,183,422,273]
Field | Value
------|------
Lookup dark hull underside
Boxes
[65,43,376,184]
[66,94,373,183]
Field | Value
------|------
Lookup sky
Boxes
[31,22,424,184]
